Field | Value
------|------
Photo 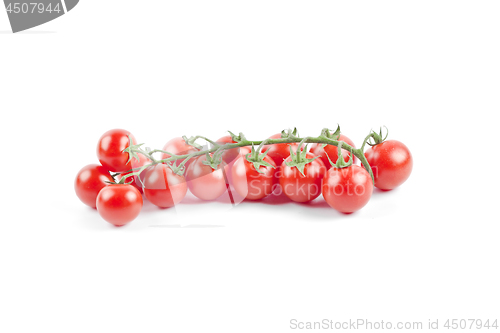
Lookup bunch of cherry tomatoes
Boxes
[75,128,413,227]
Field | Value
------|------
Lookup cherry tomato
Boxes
[216,135,240,164]
[261,133,300,167]
[322,165,373,214]
[75,164,114,208]
[160,137,199,168]
[364,140,413,190]
[261,133,303,193]
[97,129,137,173]
[185,155,228,201]
[216,136,234,144]
[96,184,143,226]
[143,163,188,208]
[222,146,251,188]
[279,154,326,202]
[231,154,277,200]
[309,134,356,169]
[237,146,252,156]
[119,154,151,194]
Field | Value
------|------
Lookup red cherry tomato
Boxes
[216,136,234,143]
[143,163,188,208]
[96,129,137,173]
[261,133,300,167]
[231,154,277,200]
[216,135,240,164]
[364,140,413,190]
[119,154,151,193]
[279,154,327,202]
[75,164,114,208]
[322,165,373,214]
[185,155,228,201]
[237,146,252,156]
[309,134,356,169]
[96,184,143,226]
[160,137,199,168]
[222,146,251,188]
[234,145,251,163]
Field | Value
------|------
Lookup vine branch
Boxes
[122,128,387,184]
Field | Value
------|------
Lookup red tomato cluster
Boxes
[75,129,144,226]
[75,129,413,227]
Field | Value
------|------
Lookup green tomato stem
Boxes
[124,132,378,183]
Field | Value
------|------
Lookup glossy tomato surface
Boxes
[216,135,240,164]
[364,140,413,190]
[231,155,277,200]
[309,134,356,169]
[279,154,326,202]
[96,129,137,173]
[160,137,199,168]
[96,184,143,226]
[119,154,151,193]
[261,133,300,167]
[185,155,228,201]
[143,163,188,208]
[75,164,114,208]
[223,146,251,188]
[322,165,373,213]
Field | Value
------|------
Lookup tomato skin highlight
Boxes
[160,137,199,168]
[309,134,356,169]
[279,154,327,203]
[143,164,188,208]
[96,184,143,226]
[75,164,114,208]
[322,165,373,214]
[97,129,137,173]
[231,155,277,200]
[261,133,300,167]
[364,140,413,190]
[185,155,228,201]
[119,154,151,194]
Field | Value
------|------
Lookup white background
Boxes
[1,1,499,332]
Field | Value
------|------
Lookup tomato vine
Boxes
[76,125,413,225]
[121,126,387,184]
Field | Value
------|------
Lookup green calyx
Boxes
[201,152,223,170]
[165,162,180,175]
[319,125,341,148]
[182,135,204,150]
[367,126,388,146]
[245,144,275,174]
[228,131,246,143]
[281,127,299,140]
[325,141,353,169]
[285,144,319,177]
[123,135,145,164]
